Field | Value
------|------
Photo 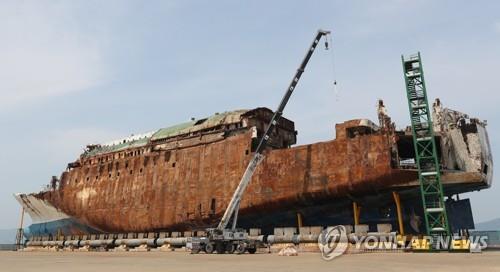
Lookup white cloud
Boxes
[0,1,109,109]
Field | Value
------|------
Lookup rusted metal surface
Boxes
[17,102,492,234]
[432,99,493,187]
[36,121,413,233]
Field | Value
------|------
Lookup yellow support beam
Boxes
[353,202,361,225]
[297,212,303,228]
[392,191,405,235]
[56,228,63,241]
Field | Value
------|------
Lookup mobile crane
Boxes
[189,29,332,254]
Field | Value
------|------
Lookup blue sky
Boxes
[0,0,499,229]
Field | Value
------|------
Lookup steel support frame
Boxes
[401,52,450,248]
[392,191,405,236]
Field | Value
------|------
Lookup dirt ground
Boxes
[1,250,500,272]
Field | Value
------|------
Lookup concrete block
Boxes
[299,227,311,235]
[344,225,354,234]
[355,224,369,235]
[283,227,297,236]
[326,225,352,235]
[310,226,323,235]
[377,224,392,233]
[274,228,284,236]
[249,228,261,236]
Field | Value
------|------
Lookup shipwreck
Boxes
[15,98,492,236]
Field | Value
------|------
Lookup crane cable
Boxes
[326,33,339,101]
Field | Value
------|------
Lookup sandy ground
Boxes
[1,251,500,272]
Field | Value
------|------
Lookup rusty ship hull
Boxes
[16,101,493,236]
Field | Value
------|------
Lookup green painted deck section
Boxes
[82,109,250,157]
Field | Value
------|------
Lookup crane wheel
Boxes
[204,243,215,254]
[235,243,246,254]
[225,243,235,254]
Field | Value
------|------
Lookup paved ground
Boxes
[1,251,500,272]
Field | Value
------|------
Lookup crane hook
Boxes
[324,33,331,50]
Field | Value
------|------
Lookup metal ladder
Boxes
[401,52,450,250]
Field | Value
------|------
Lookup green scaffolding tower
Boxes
[401,52,450,249]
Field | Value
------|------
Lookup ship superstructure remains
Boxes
[15,100,492,236]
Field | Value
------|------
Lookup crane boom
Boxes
[217,29,331,230]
